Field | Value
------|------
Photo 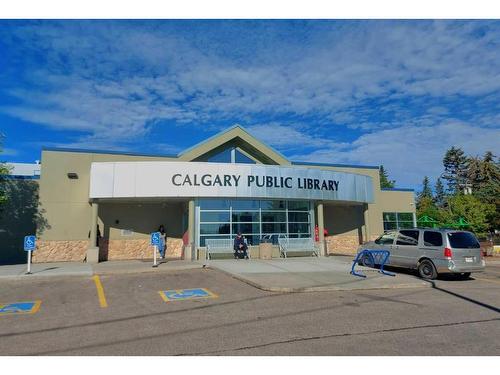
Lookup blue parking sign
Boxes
[24,235,36,252]
[150,232,161,246]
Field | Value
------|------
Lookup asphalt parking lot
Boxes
[0,263,499,355]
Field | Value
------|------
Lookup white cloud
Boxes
[246,123,330,150]
[293,121,500,187]
[1,148,19,157]
[1,21,499,138]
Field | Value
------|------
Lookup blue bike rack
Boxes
[350,249,395,278]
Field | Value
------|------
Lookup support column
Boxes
[86,201,99,263]
[363,203,371,243]
[186,199,195,261]
[317,202,325,256]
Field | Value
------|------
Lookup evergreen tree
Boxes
[434,178,446,208]
[379,165,395,188]
[442,146,468,194]
[468,151,500,229]
[420,176,432,198]
[416,176,433,210]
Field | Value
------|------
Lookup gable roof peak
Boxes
[179,123,290,165]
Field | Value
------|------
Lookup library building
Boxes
[27,125,415,263]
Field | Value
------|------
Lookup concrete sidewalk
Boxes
[0,257,429,293]
[207,257,430,292]
[0,259,203,279]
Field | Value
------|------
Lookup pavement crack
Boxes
[177,317,500,355]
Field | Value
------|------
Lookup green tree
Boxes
[0,134,12,208]
[442,146,468,194]
[417,196,445,223]
[416,176,433,211]
[379,165,395,188]
[468,151,500,229]
[434,178,446,208]
[445,194,495,236]
[420,176,432,198]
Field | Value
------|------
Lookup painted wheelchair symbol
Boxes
[0,301,42,316]
[159,288,218,302]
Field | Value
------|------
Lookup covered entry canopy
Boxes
[89,161,374,203]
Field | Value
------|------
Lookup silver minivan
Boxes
[358,228,486,279]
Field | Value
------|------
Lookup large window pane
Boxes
[383,212,396,221]
[232,223,260,234]
[260,200,286,210]
[198,199,313,247]
[288,201,309,211]
[288,212,310,223]
[235,149,256,164]
[288,223,310,234]
[262,211,286,222]
[200,211,230,222]
[232,211,260,222]
[289,233,312,239]
[207,148,232,163]
[199,199,231,210]
[383,212,414,230]
[397,213,414,222]
[200,223,230,235]
[262,222,287,233]
[242,235,260,246]
[398,221,414,229]
[231,199,260,210]
[384,222,398,231]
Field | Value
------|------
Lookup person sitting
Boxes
[233,232,249,259]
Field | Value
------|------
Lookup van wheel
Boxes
[418,260,437,280]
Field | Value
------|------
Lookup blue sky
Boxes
[0,20,499,189]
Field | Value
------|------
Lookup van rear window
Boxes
[447,232,480,249]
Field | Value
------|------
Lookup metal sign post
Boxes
[150,232,161,268]
[24,235,36,275]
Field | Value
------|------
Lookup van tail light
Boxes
[444,247,453,259]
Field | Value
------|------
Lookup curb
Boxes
[207,265,430,293]
[0,262,205,279]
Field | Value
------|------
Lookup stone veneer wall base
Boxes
[34,238,185,262]
[33,240,89,263]
[326,235,379,256]
[99,238,184,261]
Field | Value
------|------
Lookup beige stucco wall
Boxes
[38,150,178,242]
[304,165,415,255]
[35,150,183,262]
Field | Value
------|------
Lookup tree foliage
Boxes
[433,178,445,208]
[442,146,468,194]
[445,194,495,234]
[416,149,499,237]
[379,165,395,189]
[0,135,12,207]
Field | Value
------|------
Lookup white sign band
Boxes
[90,161,374,203]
